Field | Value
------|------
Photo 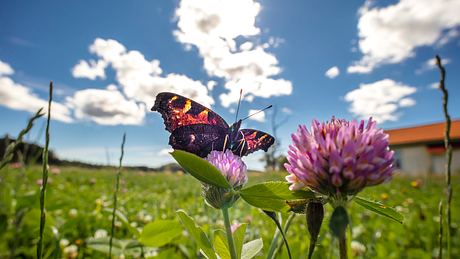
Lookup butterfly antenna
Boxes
[235,89,243,123]
[241,105,273,121]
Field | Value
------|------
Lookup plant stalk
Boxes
[438,201,443,259]
[222,206,237,259]
[37,82,53,259]
[109,133,126,258]
[274,212,294,258]
[339,233,347,259]
[436,55,452,259]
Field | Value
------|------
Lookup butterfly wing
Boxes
[232,129,275,156]
[152,92,229,133]
[169,124,230,158]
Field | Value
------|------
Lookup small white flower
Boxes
[59,239,69,248]
[351,241,366,256]
[68,209,78,218]
[94,229,108,238]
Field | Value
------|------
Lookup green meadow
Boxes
[0,166,458,258]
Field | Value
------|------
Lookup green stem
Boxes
[273,213,294,259]
[37,82,52,259]
[222,207,237,259]
[438,201,443,259]
[266,213,281,259]
[339,233,347,259]
[109,133,126,258]
[436,55,452,259]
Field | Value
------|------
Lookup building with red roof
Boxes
[386,120,460,175]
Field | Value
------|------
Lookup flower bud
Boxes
[202,150,247,209]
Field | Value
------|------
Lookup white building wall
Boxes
[393,145,460,175]
[431,150,460,174]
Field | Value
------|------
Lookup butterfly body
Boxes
[152,92,274,158]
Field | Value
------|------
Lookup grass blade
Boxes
[435,55,453,258]
[109,133,127,258]
[37,82,52,259]
[0,108,44,170]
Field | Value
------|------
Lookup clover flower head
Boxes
[207,150,248,188]
[203,150,248,209]
[284,117,394,196]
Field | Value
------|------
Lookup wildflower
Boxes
[59,239,70,248]
[231,222,241,233]
[284,117,394,197]
[351,241,366,256]
[380,193,389,201]
[50,166,61,175]
[9,162,22,169]
[94,229,108,238]
[63,244,78,259]
[202,150,247,209]
[68,209,78,218]
[410,179,422,188]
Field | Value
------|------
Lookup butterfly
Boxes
[151,92,275,158]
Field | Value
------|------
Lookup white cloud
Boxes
[0,77,73,123]
[247,109,265,122]
[348,0,460,73]
[0,60,14,76]
[429,82,440,89]
[438,29,459,46]
[174,0,292,107]
[219,77,292,107]
[72,59,107,80]
[158,148,173,156]
[0,59,72,123]
[325,66,340,79]
[66,85,145,125]
[71,38,215,125]
[344,79,417,122]
[416,57,451,74]
[399,98,416,107]
[281,107,292,114]
[207,80,217,90]
[86,38,213,108]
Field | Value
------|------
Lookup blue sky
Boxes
[1,0,459,169]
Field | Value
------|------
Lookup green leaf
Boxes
[103,208,140,238]
[241,239,263,259]
[171,150,231,189]
[354,196,404,224]
[176,210,217,259]
[329,206,349,238]
[139,219,182,247]
[233,223,247,259]
[87,237,123,256]
[239,181,315,212]
[213,230,230,259]
[86,237,143,257]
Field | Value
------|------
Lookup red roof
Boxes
[386,120,460,146]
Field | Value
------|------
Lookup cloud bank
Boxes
[348,0,460,73]
[344,79,417,122]
[174,0,293,107]
[0,60,73,123]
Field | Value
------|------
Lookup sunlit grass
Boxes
[0,166,458,258]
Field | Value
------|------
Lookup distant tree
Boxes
[261,106,288,171]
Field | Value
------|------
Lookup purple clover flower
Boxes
[207,150,248,188]
[284,117,394,197]
[203,150,247,208]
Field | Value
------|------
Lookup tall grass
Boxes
[436,55,453,258]
[37,81,53,259]
[0,108,44,170]
[109,133,126,258]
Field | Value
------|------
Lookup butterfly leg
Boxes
[239,140,246,157]
[222,134,229,152]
